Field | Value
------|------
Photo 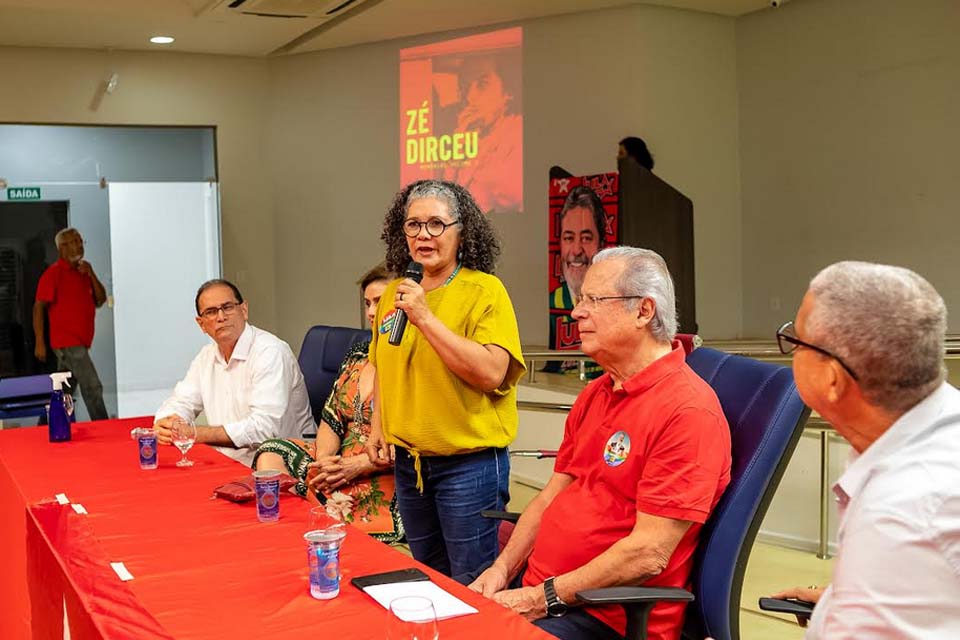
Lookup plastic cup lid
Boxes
[304,525,347,543]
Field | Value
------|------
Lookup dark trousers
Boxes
[394,446,510,578]
[54,346,108,421]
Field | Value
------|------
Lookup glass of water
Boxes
[387,596,438,640]
[170,417,197,467]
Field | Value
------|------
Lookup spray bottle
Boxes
[48,371,75,443]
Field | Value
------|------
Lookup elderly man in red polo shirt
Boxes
[33,227,109,421]
[468,247,731,640]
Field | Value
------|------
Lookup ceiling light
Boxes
[150,36,175,45]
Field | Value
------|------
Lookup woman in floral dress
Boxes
[253,266,402,542]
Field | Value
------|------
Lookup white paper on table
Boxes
[55,493,70,505]
[110,562,135,581]
[71,503,88,515]
[362,581,479,621]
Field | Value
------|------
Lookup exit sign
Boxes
[7,187,41,201]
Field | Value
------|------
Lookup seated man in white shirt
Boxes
[154,279,314,465]
[772,261,960,639]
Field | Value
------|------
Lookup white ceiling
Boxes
[0,0,772,58]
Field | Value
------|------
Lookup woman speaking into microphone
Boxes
[367,180,525,577]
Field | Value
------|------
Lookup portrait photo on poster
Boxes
[547,173,619,371]
[399,27,523,215]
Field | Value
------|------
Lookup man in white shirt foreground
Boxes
[772,261,960,639]
[154,279,314,465]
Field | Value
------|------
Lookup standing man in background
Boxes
[33,227,109,421]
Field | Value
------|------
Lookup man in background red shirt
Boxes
[469,247,731,640]
[33,227,109,421]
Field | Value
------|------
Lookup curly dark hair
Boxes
[381,180,501,275]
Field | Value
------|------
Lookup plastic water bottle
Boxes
[47,372,74,443]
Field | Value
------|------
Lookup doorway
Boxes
[0,201,68,378]
[1,123,219,421]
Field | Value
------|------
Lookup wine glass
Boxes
[387,596,438,640]
[170,417,196,467]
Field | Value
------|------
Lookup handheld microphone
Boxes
[388,261,424,346]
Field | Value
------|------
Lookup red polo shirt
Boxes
[523,343,731,640]
[35,259,97,349]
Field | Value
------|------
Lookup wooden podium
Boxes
[617,157,697,334]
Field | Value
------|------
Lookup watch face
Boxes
[544,578,568,617]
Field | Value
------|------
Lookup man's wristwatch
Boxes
[543,577,569,617]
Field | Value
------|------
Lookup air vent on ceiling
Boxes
[202,0,365,19]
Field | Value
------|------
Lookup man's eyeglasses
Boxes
[776,321,859,380]
[576,294,645,312]
[403,217,461,238]
[199,301,241,320]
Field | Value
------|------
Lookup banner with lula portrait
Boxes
[548,173,619,375]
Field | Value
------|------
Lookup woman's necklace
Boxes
[442,263,462,287]
[423,263,462,294]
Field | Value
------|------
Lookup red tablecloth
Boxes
[0,419,551,640]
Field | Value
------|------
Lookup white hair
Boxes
[807,261,946,413]
[405,181,460,221]
[592,246,677,342]
[54,227,80,249]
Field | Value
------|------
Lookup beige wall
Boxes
[266,40,400,341]
[8,0,952,348]
[0,46,277,330]
[266,4,743,347]
[737,0,960,336]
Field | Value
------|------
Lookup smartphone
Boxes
[758,597,815,616]
[350,567,431,590]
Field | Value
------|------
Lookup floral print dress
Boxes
[254,341,403,542]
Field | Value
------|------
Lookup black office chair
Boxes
[577,347,811,640]
[297,325,369,436]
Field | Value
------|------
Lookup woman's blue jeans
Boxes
[394,446,510,578]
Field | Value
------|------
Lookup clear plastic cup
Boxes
[304,524,347,599]
[130,428,158,470]
[308,505,342,531]
[388,596,438,640]
[253,470,281,522]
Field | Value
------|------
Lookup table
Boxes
[0,419,551,640]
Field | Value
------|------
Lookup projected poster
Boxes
[548,173,619,372]
[399,27,523,214]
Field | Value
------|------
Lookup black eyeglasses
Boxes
[776,321,859,380]
[403,217,461,238]
[199,301,241,320]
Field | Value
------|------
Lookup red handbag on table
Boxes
[213,473,298,503]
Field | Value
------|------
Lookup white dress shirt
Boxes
[807,382,960,639]
[156,323,315,465]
